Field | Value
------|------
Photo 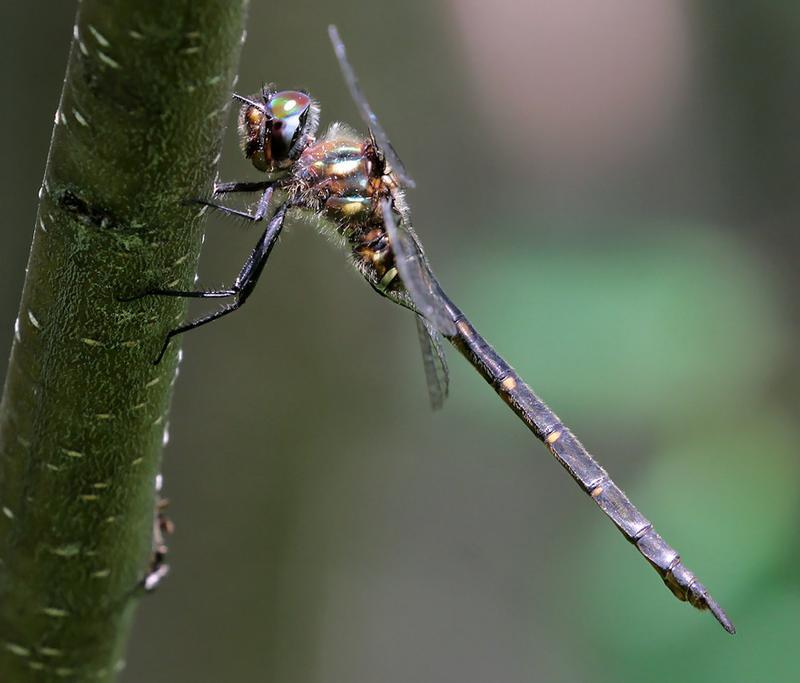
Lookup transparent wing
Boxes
[381,199,456,337]
[416,315,450,410]
[328,25,416,188]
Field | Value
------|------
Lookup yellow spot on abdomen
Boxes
[456,320,471,338]
[546,430,562,445]
[500,376,517,391]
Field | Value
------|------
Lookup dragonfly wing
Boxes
[381,199,456,337]
[416,315,450,410]
[328,25,416,188]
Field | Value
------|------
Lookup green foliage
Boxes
[452,225,784,427]
[450,216,796,681]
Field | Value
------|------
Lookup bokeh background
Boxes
[2,1,799,681]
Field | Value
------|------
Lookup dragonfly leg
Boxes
[190,184,274,222]
[153,303,240,364]
[143,202,289,364]
[213,179,274,195]
[119,288,236,302]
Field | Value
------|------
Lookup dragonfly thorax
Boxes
[291,124,397,225]
[287,123,403,284]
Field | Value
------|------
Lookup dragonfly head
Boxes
[237,88,319,173]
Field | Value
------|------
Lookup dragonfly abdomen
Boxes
[440,299,736,633]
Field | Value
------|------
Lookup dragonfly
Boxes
[129,25,735,634]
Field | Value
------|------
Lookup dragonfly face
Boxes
[237,88,319,173]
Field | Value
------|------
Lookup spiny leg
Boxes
[232,92,264,110]
[120,288,236,302]
[154,303,240,364]
[191,184,274,222]
[151,202,289,364]
[213,179,274,195]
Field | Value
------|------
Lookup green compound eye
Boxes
[268,91,311,120]
[264,90,313,162]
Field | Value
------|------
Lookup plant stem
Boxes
[0,1,249,679]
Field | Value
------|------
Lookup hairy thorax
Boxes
[287,123,405,286]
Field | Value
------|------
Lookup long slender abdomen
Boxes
[438,292,735,633]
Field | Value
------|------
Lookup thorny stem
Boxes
[0,1,248,680]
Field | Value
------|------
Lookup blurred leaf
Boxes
[555,412,798,682]
[684,584,800,681]
[449,222,785,428]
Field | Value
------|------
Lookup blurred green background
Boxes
[2,1,799,681]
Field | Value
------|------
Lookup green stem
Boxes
[0,1,248,680]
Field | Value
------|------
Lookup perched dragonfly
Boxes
[131,25,734,634]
